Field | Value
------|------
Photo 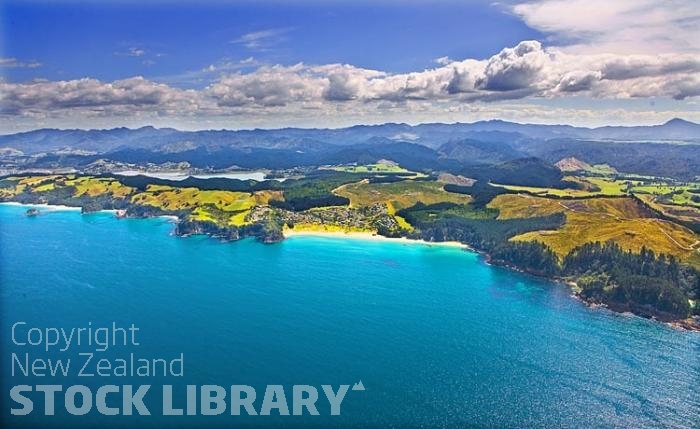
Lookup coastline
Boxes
[2,200,697,331]
[283,228,470,249]
[0,201,179,221]
[283,230,696,331]
[0,201,82,211]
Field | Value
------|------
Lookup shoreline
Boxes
[283,228,470,249]
[0,201,82,211]
[2,200,697,331]
[0,202,179,221]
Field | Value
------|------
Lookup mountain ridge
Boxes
[3,117,697,138]
[1,118,698,156]
[1,118,698,180]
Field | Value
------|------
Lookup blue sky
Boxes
[1,0,698,131]
[3,1,540,85]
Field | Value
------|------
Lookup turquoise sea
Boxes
[1,204,698,428]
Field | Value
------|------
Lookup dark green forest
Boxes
[398,202,700,319]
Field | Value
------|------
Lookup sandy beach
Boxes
[283,228,469,249]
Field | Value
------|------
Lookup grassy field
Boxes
[0,183,22,197]
[336,180,471,209]
[492,175,700,207]
[489,194,700,267]
[133,186,263,211]
[586,177,630,195]
[18,175,61,187]
[0,175,60,196]
[493,176,641,198]
[488,194,565,218]
[658,190,700,208]
[324,162,411,174]
[637,194,700,224]
[131,185,283,226]
[0,176,135,199]
[33,183,56,192]
[584,164,617,175]
[0,175,284,227]
[492,176,629,197]
[335,179,472,230]
[490,183,600,197]
[64,177,134,198]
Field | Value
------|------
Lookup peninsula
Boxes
[2,152,699,329]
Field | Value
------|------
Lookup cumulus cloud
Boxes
[0,77,198,116]
[599,56,700,80]
[3,0,697,131]
[476,40,548,91]
[2,40,699,127]
[207,64,325,107]
[324,66,375,101]
[556,70,601,93]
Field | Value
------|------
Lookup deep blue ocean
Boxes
[1,204,698,428]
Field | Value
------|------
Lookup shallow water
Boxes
[1,204,698,428]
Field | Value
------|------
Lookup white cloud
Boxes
[128,47,146,57]
[556,70,601,93]
[114,47,147,57]
[202,57,262,74]
[434,56,452,66]
[207,64,325,107]
[476,40,548,91]
[0,57,42,69]
[0,77,199,116]
[3,40,698,119]
[3,24,699,131]
[511,0,700,54]
[230,28,293,51]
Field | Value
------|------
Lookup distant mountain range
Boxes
[1,118,698,179]
[2,118,698,155]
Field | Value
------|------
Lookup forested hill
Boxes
[2,119,699,179]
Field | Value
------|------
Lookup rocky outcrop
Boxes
[555,157,591,172]
[175,219,240,241]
